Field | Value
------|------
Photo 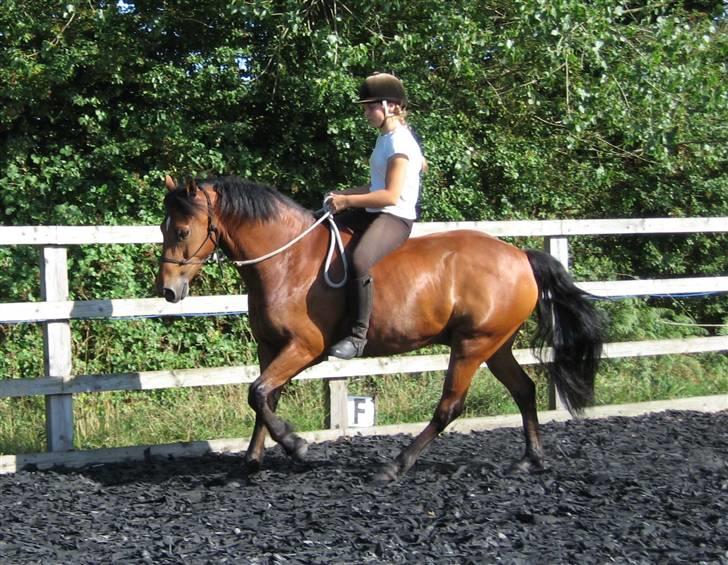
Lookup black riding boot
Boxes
[329,275,373,360]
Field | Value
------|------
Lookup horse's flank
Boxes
[365,230,538,356]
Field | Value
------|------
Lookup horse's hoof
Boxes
[507,458,546,475]
[289,436,308,462]
[244,458,262,474]
[372,462,400,483]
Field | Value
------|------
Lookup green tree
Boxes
[1,0,726,382]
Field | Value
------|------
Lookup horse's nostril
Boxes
[163,288,177,303]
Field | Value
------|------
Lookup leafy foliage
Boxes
[0,1,726,450]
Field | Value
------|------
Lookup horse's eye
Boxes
[176,228,190,241]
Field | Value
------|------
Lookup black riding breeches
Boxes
[334,208,413,278]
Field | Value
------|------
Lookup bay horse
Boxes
[156,175,604,481]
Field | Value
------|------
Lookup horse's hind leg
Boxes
[373,337,493,482]
[487,339,545,473]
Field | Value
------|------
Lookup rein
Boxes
[160,192,348,289]
[229,208,348,288]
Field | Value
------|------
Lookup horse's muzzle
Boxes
[160,281,189,303]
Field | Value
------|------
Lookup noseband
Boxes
[159,188,220,266]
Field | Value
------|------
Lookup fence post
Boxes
[40,246,74,451]
[544,236,569,411]
[324,377,349,432]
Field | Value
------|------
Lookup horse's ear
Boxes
[164,175,177,191]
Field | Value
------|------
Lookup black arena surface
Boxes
[1,410,726,564]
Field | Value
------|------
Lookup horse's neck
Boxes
[222,215,326,290]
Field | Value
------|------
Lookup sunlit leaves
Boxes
[0,0,725,314]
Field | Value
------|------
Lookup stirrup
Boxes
[328,336,367,360]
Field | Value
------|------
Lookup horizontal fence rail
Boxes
[1,217,727,466]
[3,216,728,246]
[1,336,726,399]
[5,278,728,324]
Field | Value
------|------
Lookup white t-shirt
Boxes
[366,125,424,220]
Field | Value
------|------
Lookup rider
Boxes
[326,72,425,359]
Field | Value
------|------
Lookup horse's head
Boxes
[156,175,220,303]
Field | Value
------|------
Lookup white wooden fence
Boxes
[1,218,727,467]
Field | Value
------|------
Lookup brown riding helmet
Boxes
[355,73,408,108]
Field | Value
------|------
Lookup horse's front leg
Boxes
[244,344,277,472]
[244,386,281,473]
[247,341,319,462]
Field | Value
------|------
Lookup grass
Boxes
[1,352,726,455]
[594,354,728,405]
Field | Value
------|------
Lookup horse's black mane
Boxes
[165,175,311,222]
[212,176,310,221]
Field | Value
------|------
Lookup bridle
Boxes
[158,189,348,288]
[159,187,220,266]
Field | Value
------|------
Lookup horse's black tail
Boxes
[525,250,606,416]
